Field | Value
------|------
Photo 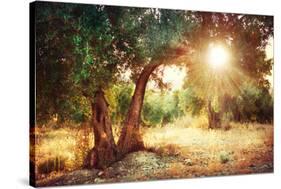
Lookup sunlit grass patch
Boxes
[33,124,94,179]
[32,123,123,179]
[143,116,272,150]
[143,116,273,175]
[164,115,209,129]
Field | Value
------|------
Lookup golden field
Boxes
[31,115,273,182]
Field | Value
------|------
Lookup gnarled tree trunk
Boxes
[117,47,188,155]
[86,47,188,167]
[87,89,117,169]
[117,63,161,155]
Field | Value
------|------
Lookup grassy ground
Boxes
[32,117,273,186]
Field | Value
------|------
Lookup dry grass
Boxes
[143,116,273,176]
[32,116,273,181]
[31,122,123,180]
[32,125,93,179]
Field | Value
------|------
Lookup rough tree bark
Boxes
[86,89,117,169]
[117,63,162,155]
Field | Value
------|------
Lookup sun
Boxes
[206,44,230,69]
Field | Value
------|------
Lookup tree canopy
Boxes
[35,2,198,123]
[35,2,273,125]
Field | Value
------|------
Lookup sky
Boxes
[162,65,186,91]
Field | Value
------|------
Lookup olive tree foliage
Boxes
[35,1,199,125]
[35,2,122,123]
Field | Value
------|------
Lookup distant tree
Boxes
[178,87,205,116]
[141,90,184,126]
[228,82,273,123]
[142,92,165,126]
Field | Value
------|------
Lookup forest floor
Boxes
[35,121,273,187]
